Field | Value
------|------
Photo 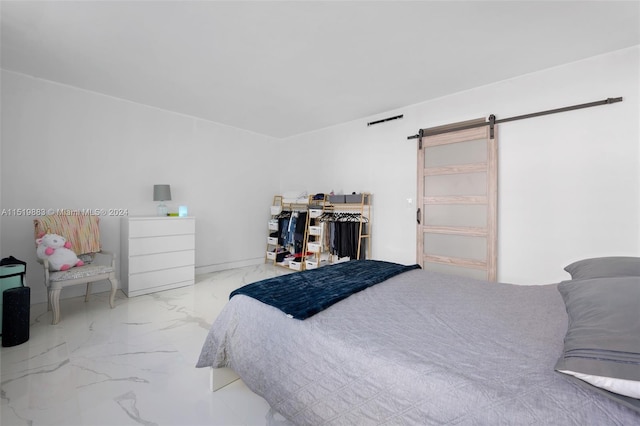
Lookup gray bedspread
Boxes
[197,268,640,425]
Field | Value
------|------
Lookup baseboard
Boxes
[196,257,264,275]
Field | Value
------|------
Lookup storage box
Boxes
[328,195,346,204]
[309,226,323,236]
[307,242,321,252]
[270,205,282,215]
[305,259,327,270]
[289,261,303,271]
[267,237,278,245]
[268,220,279,231]
[266,251,276,261]
[309,208,323,218]
[345,193,369,204]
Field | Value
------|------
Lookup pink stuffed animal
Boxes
[36,233,84,271]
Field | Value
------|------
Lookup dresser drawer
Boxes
[129,234,195,256]
[128,218,195,238]
[129,250,194,274]
[128,265,194,293]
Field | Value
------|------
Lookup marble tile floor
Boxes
[1,263,293,426]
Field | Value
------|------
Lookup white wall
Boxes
[280,46,640,284]
[1,46,638,307]
[0,70,280,303]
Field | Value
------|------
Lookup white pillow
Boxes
[558,369,640,399]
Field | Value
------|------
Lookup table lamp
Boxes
[153,184,171,216]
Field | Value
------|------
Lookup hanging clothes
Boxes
[277,211,308,255]
[278,217,290,246]
[293,211,307,256]
[319,212,368,259]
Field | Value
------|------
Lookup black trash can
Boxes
[2,286,30,347]
[1,256,29,347]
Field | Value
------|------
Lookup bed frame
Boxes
[209,367,239,391]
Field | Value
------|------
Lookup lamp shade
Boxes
[153,185,172,201]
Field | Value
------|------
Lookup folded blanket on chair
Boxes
[34,214,101,255]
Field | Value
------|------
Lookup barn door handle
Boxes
[416,208,421,224]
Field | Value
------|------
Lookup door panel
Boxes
[424,172,487,196]
[424,138,487,167]
[417,123,497,281]
[423,233,487,261]
[423,204,487,228]
[421,262,489,280]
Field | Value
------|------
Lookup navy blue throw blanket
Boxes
[230,260,421,320]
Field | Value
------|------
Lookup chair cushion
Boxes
[77,253,95,264]
[49,264,114,282]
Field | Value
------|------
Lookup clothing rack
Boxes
[317,194,372,262]
[274,210,305,219]
[267,194,372,270]
[317,211,369,223]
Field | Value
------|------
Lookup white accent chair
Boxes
[34,215,118,324]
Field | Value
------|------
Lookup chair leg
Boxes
[85,282,93,302]
[49,288,61,325]
[108,276,117,309]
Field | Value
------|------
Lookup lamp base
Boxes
[157,203,168,216]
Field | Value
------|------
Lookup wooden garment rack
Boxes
[318,195,371,263]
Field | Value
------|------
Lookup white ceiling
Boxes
[2,1,639,138]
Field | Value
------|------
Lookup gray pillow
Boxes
[564,257,640,280]
[555,277,640,412]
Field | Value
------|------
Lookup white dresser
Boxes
[121,216,195,297]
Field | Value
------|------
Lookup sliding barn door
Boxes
[417,122,497,281]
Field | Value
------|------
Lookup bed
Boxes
[197,259,640,424]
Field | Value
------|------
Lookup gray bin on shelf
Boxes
[328,195,346,204]
[345,193,369,204]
